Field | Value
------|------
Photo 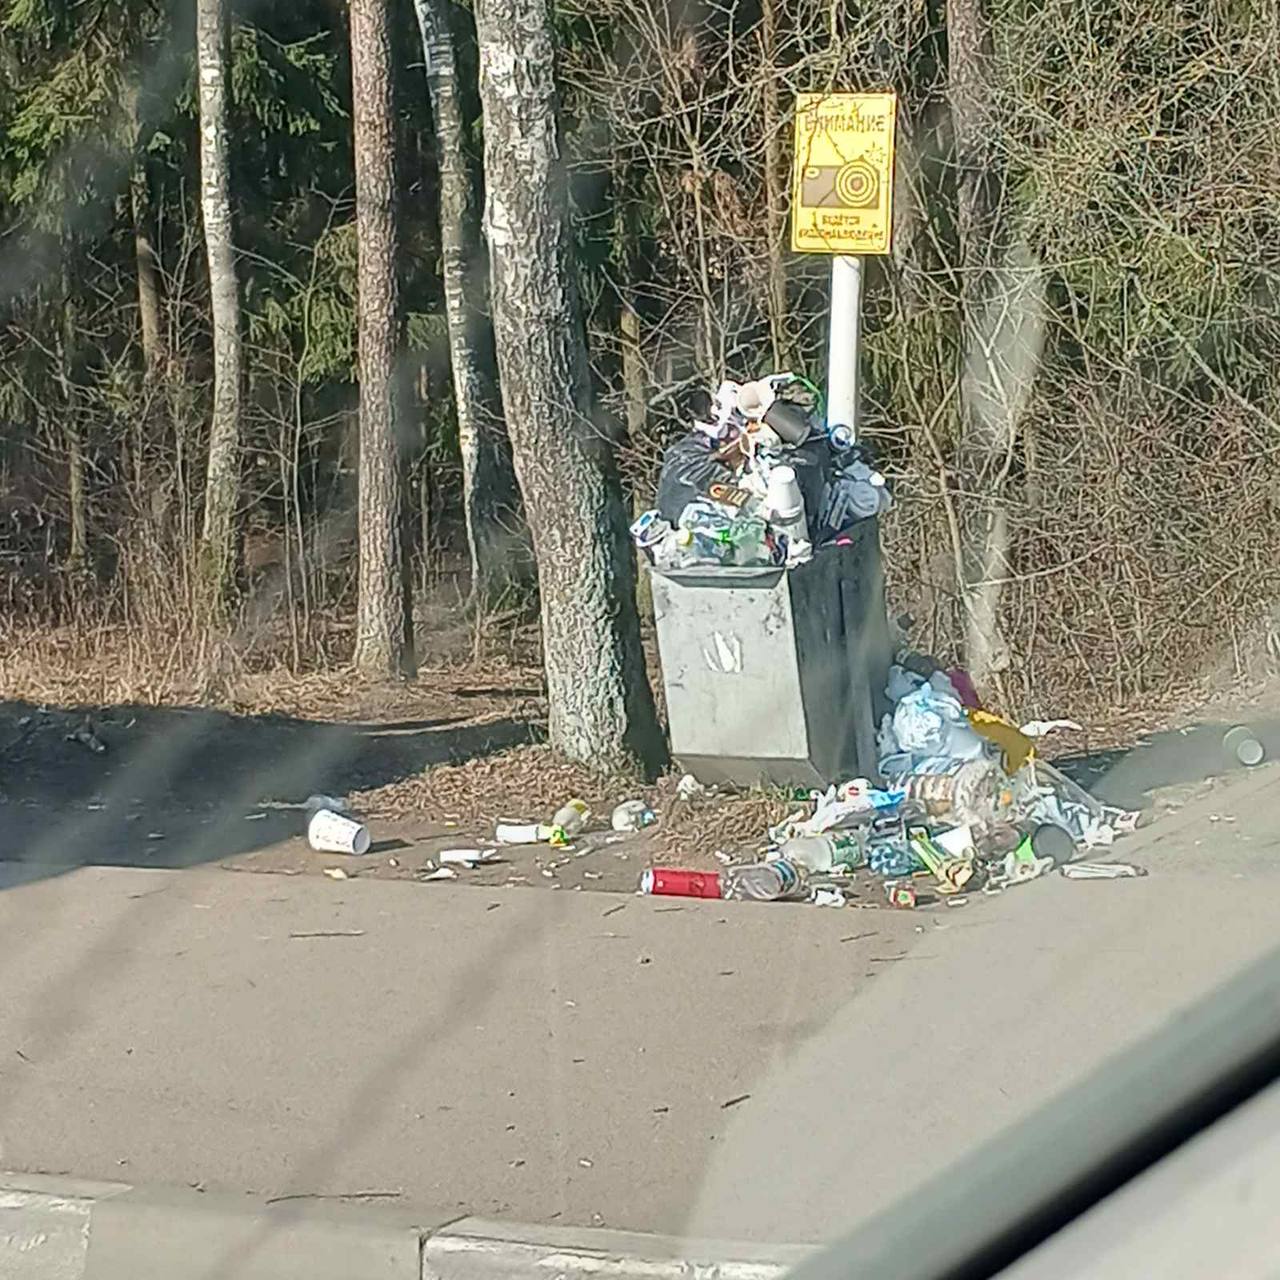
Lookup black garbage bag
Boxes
[655,432,830,525]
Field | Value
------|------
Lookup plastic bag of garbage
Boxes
[893,684,983,758]
[655,434,753,524]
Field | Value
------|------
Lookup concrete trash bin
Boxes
[650,520,891,788]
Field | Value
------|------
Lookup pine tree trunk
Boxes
[126,85,165,381]
[351,0,414,678]
[132,164,164,379]
[411,0,525,604]
[196,0,242,618]
[473,0,666,775]
[55,265,87,569]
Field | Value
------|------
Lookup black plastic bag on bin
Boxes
[655,433,830,526]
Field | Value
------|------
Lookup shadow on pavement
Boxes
[1055,717,1280,811]
[0,699,540,888]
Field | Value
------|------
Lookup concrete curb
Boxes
[1,1173,814,1280]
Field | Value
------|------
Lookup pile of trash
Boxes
[644,652,1150,908]
[630,373,891,571]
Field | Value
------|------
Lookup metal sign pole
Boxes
[826,254,863,437]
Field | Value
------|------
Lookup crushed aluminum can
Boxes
[884,879,917,909]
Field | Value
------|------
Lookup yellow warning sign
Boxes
[791,92,896,256]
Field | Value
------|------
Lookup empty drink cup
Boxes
[307,807,371,855]
[1224,725,1264,767]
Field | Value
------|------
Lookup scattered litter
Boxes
[1224,725,1265,767]
[495,822,548,845]
[147,832,166,840]
[1061,861,1147,880]
[720,1094,752,1110]
[676,774,710,801]
[66,717,107,754]
[420,867,459,882]
[611,800,657,832]
[640,868,722,898]
[244,812,267,822]
[549,799,590,845]
[810,887,846,907]
[322,868,349,881]
[1019,719,1084,738]
[308,808,371,856]
[884,880,916,909]
[578,1158,593,1168]
[439,848,500,867]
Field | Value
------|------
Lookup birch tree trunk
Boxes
[473,0,666,775]
[759,0,789,370]
[351,0,415,677]
[196,0,242,619]
[411,0,526,603]
[948,0,1011,691]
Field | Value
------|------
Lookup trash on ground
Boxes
[1061,861,1147,880]
[66,716,107,754]
[420,867,459,882]
[810,887,846,907]
[640,868,723,899]
[611,800,657,832]
[495,821,550,845]
[438,848,500,867]
[308,807,371,856]
[550,799,590,842]
[304,793,350,815]
[1223,725,1265,767]
[322,867,349,881]
[676,773,711,800]
[631,645,1150,911]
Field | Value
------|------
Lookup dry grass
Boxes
[357,740,796,861]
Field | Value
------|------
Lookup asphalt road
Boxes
[2,762,1278,1246]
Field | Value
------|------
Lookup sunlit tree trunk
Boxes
[948,0,1009,691]
[473,0,666,775]
[412,0,526,603]
[759,0,789,369]
[351,0,415,677]
[196,0,242,619]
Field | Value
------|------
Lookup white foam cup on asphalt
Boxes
[308,807,371,855]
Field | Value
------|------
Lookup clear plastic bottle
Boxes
[723,858,808,901]
[727,513,773,566]
[777,833,864,873]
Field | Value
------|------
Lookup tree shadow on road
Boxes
[1054,717,1280,812]
[0,699,541,888]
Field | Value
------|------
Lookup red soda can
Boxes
[640,868,724,899]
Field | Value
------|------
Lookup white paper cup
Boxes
[307,808,371,856]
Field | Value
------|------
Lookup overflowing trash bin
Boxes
[632,372,893,787]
